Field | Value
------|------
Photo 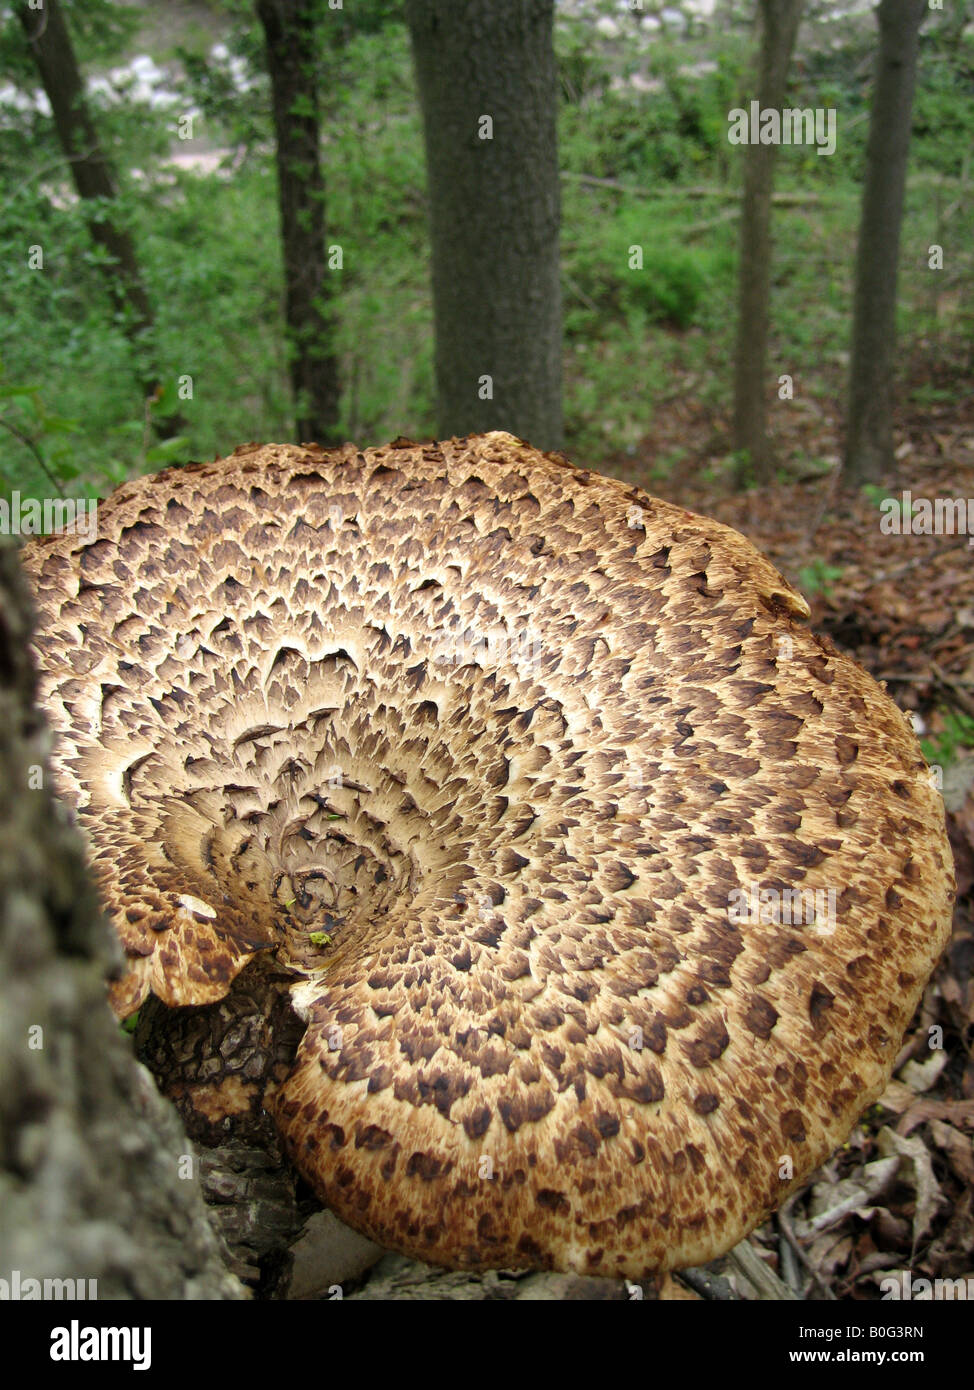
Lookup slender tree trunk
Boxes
[844,0,926,487]
[405,0,563,451]
[256,0,341,447]
[732,0,804,486]
[0,544,243,1299]
[16,0,184,440]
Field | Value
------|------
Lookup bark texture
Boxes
[0,543,244,1300]
[405,0,563,450]
[844,0,926,486]
[732,0,804,485]
[16,0,183,439]
[256,0,341,446]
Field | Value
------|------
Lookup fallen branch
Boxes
[778,1197,837,1300]
[683,208,740,240]
[559,171,829,206]
[879,671,974,687]
[728,1238,800,1300]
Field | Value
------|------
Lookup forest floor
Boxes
[599,358,974,1300]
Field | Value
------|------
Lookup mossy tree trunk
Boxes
[256,0,341,447]
[16,0,184,440]
[732,0,804,486]
[843,0,926,487]
[405,0,563,451]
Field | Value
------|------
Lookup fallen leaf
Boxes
[896,1098,974,1136]
[876,1127,944,1248]
[877,1080,918,1114]
[899,1050,948,1091]
[806,1231,854,1277]
[797,1157,900,1237]
[928,1119,974,1184]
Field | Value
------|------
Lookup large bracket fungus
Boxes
[21,433,954,1278]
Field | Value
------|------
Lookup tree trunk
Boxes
[843,0,926,487]
[256,0,341,447]
[732,0,804,486]
[0,543,243,1299]
[405,0,563,451]
[16,0,184,440]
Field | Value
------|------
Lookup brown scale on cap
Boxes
[21,432,954,1277]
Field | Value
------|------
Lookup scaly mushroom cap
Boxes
[21,433,954,1277]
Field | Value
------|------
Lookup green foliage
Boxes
[0,0,970,478]
[860,483,888,509]
[0,0,139,88]
[797,559,845,597]
[921,709,974,769]
[911,14,974,178]
[566,230,714,333]
[0,358,85,495]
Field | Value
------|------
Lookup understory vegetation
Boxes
[1,2,971,497]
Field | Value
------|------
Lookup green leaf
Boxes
[2,393,37,418]
[38,415,81,435]
[145,435,190,466]
[151,379,182,417]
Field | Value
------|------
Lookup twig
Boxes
[808,467,843,539]
[677,1265,735,1300]
[683,208,740,240]
[559,172,829,206]
[778,1225,803,1294]
[930,661,974,720]
[778,1197,837,1300]
[0,416,64,495]
[879,672,974,687]
[728,1238,799,1300]
[562,272,601,315]
[0,143,100,215]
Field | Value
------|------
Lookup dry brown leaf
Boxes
[899,1050,948,1092]
[807,1231,854,1278]
[876,1127,944,1247]
[896,1098,974,1136]
[928,1119,974,1184]
[877,1080,918,1114]
[868,1206,912,1251]
[797,1157,900,1237]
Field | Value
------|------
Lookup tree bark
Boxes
[405,0,563,451]
[0,543,243,1299]
[16,0,184,440]
[256,0,341,447]
[843,0,926,487]
[732,0,804,486]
